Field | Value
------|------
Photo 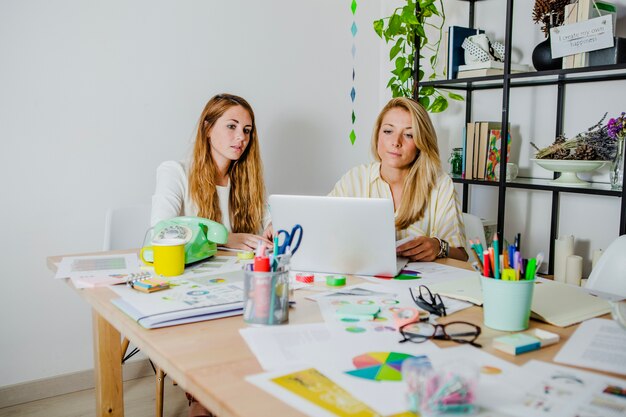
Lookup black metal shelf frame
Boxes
[414,0,626,274]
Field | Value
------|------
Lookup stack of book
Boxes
[463,121,511,180]
[457,61,530,78]
[446,25,484,80]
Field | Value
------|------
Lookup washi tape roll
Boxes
[237,251,254,260]
[295,273,315,283]
[326,275,346,286]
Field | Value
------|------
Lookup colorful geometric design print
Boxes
[345,352,415,381]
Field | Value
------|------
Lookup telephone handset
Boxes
[141,216,228,265]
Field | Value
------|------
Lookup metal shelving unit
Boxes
[415,0,626,273]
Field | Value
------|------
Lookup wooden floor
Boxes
[0,375,189,417]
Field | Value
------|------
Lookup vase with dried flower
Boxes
[608,112,626,190]
[532,0,569,70]
[531,114,618,186]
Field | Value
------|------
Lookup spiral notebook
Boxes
[127,273,170,293]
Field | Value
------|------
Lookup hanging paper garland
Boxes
[349,0,357,145]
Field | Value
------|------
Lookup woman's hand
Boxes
[262,223,274,242]
[396,236,439,262]
[226,233,273,251]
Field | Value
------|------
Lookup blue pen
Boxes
[271,236,279,272]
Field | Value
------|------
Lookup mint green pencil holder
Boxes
[481,277,534,331]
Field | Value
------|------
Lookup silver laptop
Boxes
[268,194,408,277]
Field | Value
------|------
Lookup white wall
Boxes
[2,0,625,389]
[0,0,383,387]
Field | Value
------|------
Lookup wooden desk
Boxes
[47,253,615,417]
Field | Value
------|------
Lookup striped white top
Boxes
[329,162,465,248]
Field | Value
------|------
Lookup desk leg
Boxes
[92,309,124,417]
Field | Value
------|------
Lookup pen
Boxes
[483,251,491,278]
[271,236,279,272]
[503,247,509,269]
[493,234,500,280]
[254,243,270,272]
[468,241,484,270]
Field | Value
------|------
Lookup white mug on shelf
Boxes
[494,163,519,181]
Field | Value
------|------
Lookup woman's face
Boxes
[208,105,253,168]
[377,107,418,170]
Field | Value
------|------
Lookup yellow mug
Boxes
[140,239,186,277]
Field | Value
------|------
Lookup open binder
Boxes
[110,270,245,329]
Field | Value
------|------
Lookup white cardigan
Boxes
[150,160,231,230]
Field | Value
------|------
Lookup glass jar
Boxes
[448,147,463,177]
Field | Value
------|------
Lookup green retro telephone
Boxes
[142,216,229,265]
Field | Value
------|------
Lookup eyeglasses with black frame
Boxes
[410,285,447,317]
[399,321,482,348]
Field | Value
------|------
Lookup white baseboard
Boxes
[0,358,154,409]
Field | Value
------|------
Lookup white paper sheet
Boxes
[239,323,333,371]
[359,261,478,289]
[315,290,415,339]
[499,360,626,417]
[179,255,241,276]
[554,318,626,376]
[305,283,399,301]
[308,282,473,318]
[247,342,526,417]
[55,253,141,280]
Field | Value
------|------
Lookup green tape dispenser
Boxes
[141,216,228,265]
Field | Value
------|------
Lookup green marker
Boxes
[525,258,537,281]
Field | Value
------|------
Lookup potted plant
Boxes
[373,0,462,113]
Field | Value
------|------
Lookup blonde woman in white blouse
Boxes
[330,97,467,262]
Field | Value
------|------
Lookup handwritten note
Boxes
[550,16,614,59]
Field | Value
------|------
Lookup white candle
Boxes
[565,255,583,286]
[554,235,574,283]
[592,249,603,270]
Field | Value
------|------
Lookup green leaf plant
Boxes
[374,0,463,113]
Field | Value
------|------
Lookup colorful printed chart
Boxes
[345,352,414,381]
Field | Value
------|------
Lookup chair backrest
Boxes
[462,212,487,264]
[586,235,626,298]
[103,205,152,251]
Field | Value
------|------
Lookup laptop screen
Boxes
[268,194,405,277]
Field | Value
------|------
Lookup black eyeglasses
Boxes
[410,285,447,317]
[399,321,482,348]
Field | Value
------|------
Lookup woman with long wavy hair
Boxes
[330,97,467,262]
[151,93,272,250]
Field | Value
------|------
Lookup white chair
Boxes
[103,205,151,251]
[462,212,487,264]
[586,235,626,299]
[103,205,166,417]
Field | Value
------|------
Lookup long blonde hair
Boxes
[370,97,442,230]
[189,94,265,233]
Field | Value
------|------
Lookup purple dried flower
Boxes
[607,112,626,139]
